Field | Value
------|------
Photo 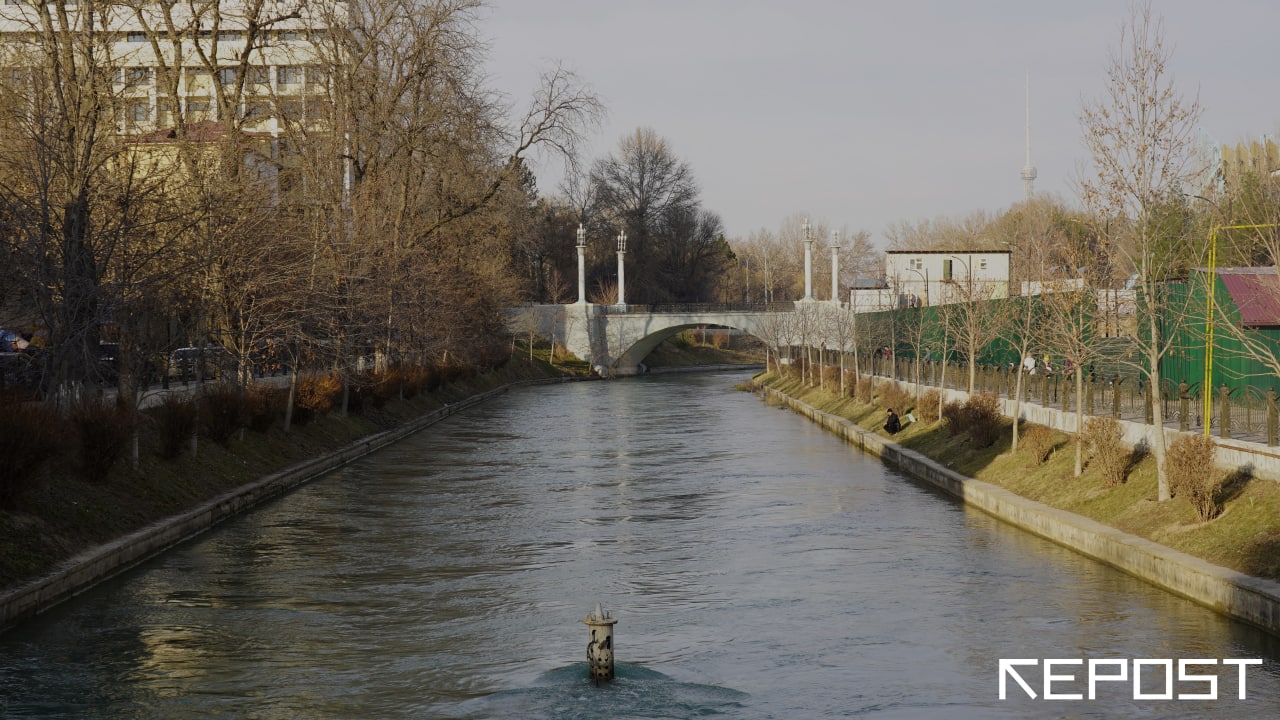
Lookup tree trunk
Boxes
[1074,364,1085,477]
[1148,308,1170,500]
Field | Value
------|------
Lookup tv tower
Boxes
[1021,72,1037,200]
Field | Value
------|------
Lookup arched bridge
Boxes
[509,302,827,376]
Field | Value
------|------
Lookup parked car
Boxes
[167,346,231,381]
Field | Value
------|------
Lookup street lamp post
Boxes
[802,218,814,301]
[575,223,587,304]
[616,230,627,309]
[829,230,841,303]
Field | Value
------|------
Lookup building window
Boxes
[279,30,302,41]
[277,66,304,85]
[128,102,149,124]
[979,258,989,270]
[911,258,923,270]
[242,101,270,120]
[126,32,147,43]
[278,100,302,120]
[185,98,209,119]
[124,67,152,87]
[217,31,242,42]
[247,66,268,85]
[217,67,237,85]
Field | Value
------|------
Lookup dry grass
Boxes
[754,371,1280,582]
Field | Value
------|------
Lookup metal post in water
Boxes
[583,602,617,684]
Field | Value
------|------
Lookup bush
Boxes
[1168,434,1222,520]
[879,383,912,415]
[154,395,198,459]
[941,394,1003,447]
[297,373,341,414]
[1021,423,1056,466]
[856,377,874,403]
[200,387,247,446]
[1081,417,1127,486]
[246,387,285,433]
[942,400,967,436]
[917,390,941,424]
[965,393,1003,448]
[0,401,67,505]
[840,370,857,397]
[821,365,840,388]
[71,400,132,483]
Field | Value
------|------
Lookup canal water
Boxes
[2,371,1280,718]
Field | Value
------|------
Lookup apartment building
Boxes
[0,0,340,139]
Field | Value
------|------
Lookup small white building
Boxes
[848,279,898,313]
[884,250,1011,307]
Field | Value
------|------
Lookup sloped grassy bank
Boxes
[0,357,579,624]
[750,371,1280,634]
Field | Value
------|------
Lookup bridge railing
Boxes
[597,302,796,315]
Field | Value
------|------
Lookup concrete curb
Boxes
[759,385,1280,636]
[0,374,580,633]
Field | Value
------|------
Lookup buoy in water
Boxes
[582,602,618,684]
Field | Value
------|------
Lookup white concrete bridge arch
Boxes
[508,301,842,376]
[508,304,781,376]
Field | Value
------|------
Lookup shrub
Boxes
[917,389,941,424]
[246,387,285,433]
[964,393,1003,448]
[1021,423,1056,466]
[879,383,912,414]
[840,370,857,397]
[200,386,247,446]
[297,373,341,414]
[855,377,874,403]
[941,400,967,436]
[0,401,67,505]
[154,395,198,459]
[71,400,132,483]
[941,394,1003,447]
[1168,434,1222,520]
[1081,417,1127,486]
[821,365,840,388]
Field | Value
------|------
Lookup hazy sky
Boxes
[480,1,1279,245]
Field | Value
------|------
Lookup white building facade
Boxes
[0,0,339,139]
[883,250,1011,308]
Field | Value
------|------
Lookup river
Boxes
[1,370,1279,718]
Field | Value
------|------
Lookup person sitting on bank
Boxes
[884,408,901,434]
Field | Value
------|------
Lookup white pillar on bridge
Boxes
[802,217,814,301]
[830,231,841,302]
[616,230,627,308]
[576,223,587,304]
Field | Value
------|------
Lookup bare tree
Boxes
[942,263,1004,394]
[1079,0,1204,501]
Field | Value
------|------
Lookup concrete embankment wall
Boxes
[647,363,765,375]
[886,375,1280,482]
[0,377,580,633]
[759,385,1280,636]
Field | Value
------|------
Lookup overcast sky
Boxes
[480,1,1279,246]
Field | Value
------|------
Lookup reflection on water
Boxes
[0,371,1278,718]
